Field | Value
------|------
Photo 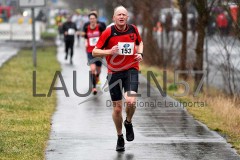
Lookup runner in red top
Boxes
[82,12,106,95]
[95,23,142,73]
[93,6,143,151]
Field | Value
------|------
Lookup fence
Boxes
[0,22,45,41]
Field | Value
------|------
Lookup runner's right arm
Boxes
[93,45,118,57]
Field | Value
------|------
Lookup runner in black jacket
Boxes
[62,15,78,64]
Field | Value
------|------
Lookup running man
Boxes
[82,12,106,94]
[92,6,143,151]
[62,15,78,64]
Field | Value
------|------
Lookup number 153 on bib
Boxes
[118,42,134,55]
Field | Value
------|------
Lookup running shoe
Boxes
[116,134,125,151]
[124,120,134,141]
[92,88,97,95]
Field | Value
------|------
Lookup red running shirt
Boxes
[96,24,142,73]
[84,24,105,53]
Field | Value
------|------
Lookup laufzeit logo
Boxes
[123,44,130,49]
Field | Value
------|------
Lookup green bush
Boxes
[168,83,178,91]
[41,31,57,40]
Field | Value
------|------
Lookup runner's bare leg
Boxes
[125,91,136,122]
[112,100,123,135]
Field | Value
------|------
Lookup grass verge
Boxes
[0,47,60,159]
[140,63,240,154]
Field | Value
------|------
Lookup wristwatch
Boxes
[138,53,143,58]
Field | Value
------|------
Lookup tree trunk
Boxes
[104,0,115,23]
[236,2,240,39]
[193,0,209,92]
[179,0,188,80]
[140,1,163,66]
[194,19,205,91]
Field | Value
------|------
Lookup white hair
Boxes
[113,5,128,16]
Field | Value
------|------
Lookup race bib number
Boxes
[118,42,134,55]
[89,37,99,46]
[68,28,75,35]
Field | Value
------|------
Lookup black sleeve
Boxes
[83,23,88,39]
[74,23,77,31]
[99,24,106,33]
[62,23,67,33]
[82,22,89,32]
[99,22,106,31]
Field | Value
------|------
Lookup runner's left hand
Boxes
[134,53,143,62]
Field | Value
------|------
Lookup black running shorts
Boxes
[87,52,102,67]
[107,68,139,101]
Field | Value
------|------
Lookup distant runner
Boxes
[62,15,78,64]
[82,12,106,94]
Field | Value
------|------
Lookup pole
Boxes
[205,28,209,93]
[161,26,167,96]
[161,27,164,63]
[205,0,209,93]
[31,7,37,67]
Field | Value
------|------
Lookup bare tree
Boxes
[104,0,115,22]
[192,0,215,91]
[231,0,240,39]
[209,35,240,97]
[209,0,240,97]
[66,0,103,10]
[179,0,188,80]
[143,1,162,65]
[132,0,166,66]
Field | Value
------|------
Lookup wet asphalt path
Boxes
[45,40,240,160]
[0,41,19,67]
